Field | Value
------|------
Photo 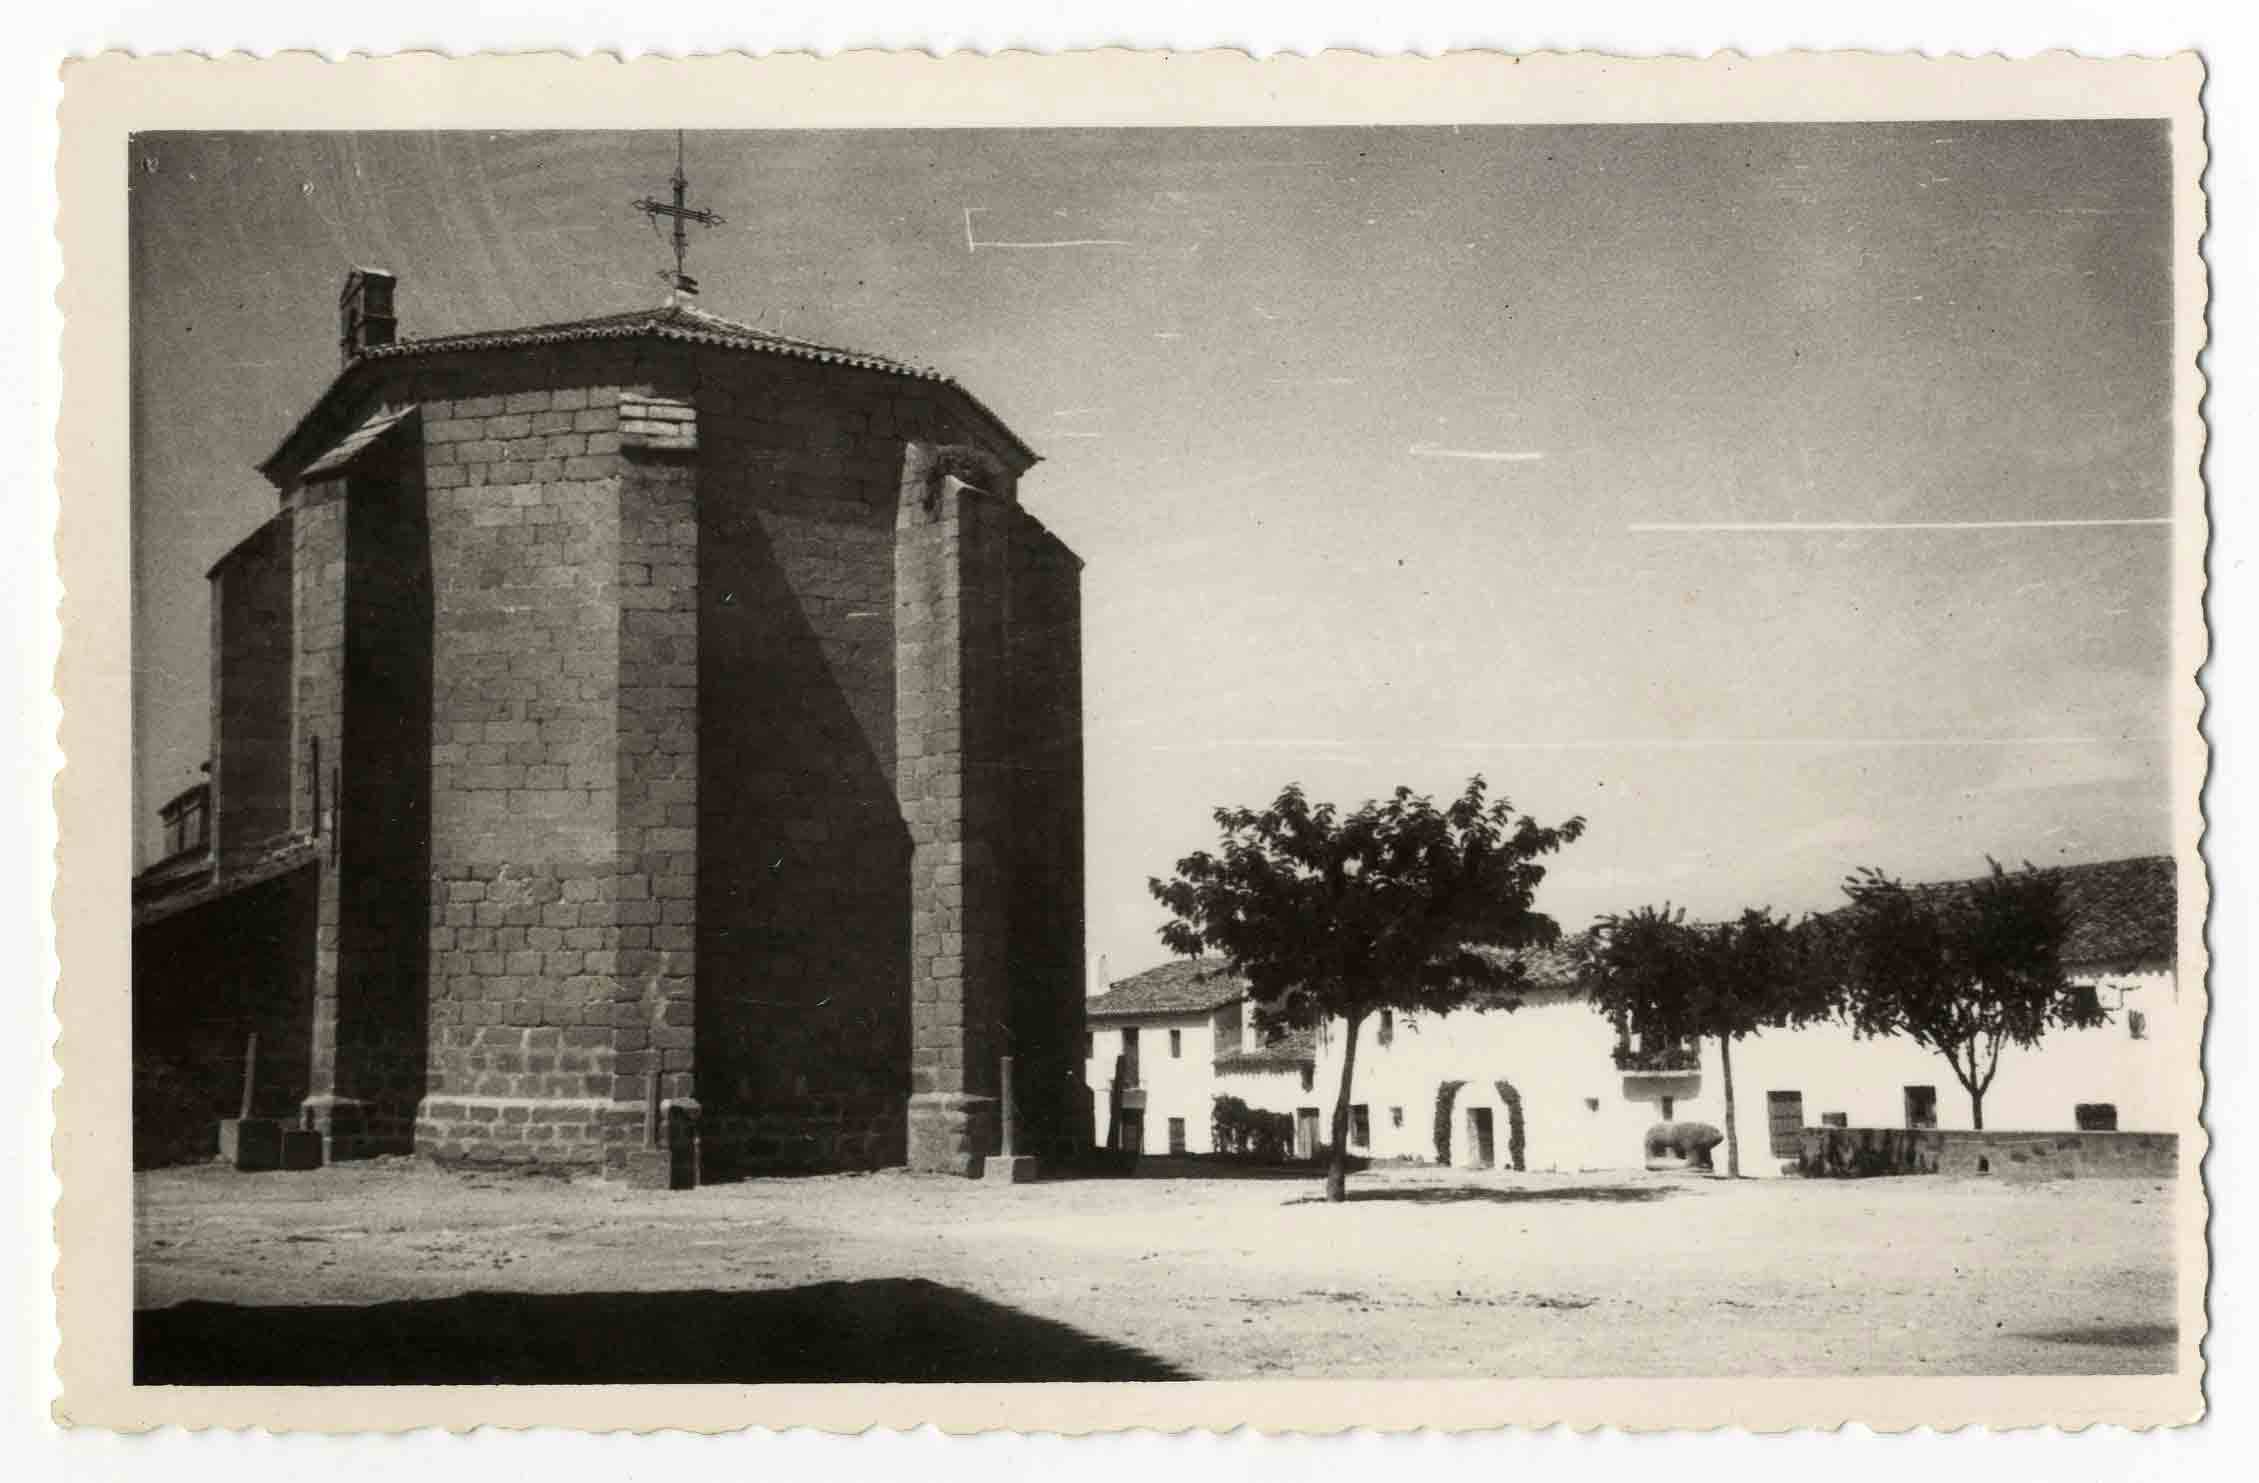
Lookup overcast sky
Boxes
[129,123,2177,977]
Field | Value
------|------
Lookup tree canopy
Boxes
[1826,860,2102,1129]
[1150,776,1585,1200]
[1580,905,1829,1175]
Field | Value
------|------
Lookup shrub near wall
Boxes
[1211,1095,1294,1161]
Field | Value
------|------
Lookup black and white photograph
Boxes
[55,49,2210,1432]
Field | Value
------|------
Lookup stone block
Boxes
[218,1117,283,1172]
[981,1154,1041,1185]
[279,1128,325,1171]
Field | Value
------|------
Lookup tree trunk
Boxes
[1325,1011,1365,1203]
[1719,1033,1741,1179]
[1970,1086,1984,1132]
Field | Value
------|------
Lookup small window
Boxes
[1659,1095,1675,1121]
[1169,1028,1183,1059]
[1904,1085,1938,1130]
[1167,1117,1187,1154]
[1350,1105,1371,1149]
[2128,1009,2148,1041]
[1377,1010,1394,1047]
[1084,1031,1094,1060]
[2075,1102,2118,1132]
[1389,1105,1404,1129]
[1766,1090,1804,1158]
[1299,1065,1314,1093]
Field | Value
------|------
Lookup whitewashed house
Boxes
[1093,854,2190,1175]
[1084,959,1318,1156]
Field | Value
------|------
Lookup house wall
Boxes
[1290,965,2191,1177]
[1315,991,1655,1172]
[1087,1015,1223,1154]
[1712,965,2186,1171]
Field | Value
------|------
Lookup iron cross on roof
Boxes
[632,131,726,298]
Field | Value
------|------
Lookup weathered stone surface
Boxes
[142,316,1084,1183]
[218,1117,282,1172]
[1795,1126,2179,1180]
[981,1154,1041,1184]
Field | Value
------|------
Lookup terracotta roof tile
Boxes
[264,298,1037,482]
[1825,854,2178,972]
[1085,959,1245,1019]
[1215,1024,1319,1071]
[356,301,945,382]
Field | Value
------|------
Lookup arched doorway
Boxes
[1434,1079,1528,1171]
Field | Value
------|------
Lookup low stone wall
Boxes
[1933,1129,2178,1180]
[1797,1126,2178,1180]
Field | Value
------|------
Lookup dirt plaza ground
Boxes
[132,1157,2181,1383]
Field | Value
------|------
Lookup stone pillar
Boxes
[1003,509,1089,1159]
[291,477,357,1155]
[602,442,702,1178]
[898,443,1017,1174]
[294,429,435,1161]
[208,514,296,871]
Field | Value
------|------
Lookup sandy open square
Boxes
[132,1159,2178,1383]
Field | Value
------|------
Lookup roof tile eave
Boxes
[264,302,1040,480]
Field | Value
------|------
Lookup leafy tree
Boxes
[1581,905,1830,1177]
[1150,777,1585,1202]
[1826,860,2102,1130]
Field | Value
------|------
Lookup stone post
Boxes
[898,443,1017,1175]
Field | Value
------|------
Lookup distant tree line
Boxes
[1153,771,2099,1198]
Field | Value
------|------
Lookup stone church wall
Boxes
[204,324,1085,1181]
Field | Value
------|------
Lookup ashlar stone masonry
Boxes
[132,271,1090,1182]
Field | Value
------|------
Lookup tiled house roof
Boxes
[1214,1024,1319,1073]
[1462,940,1592,1008]
[2053,855,2179,968]
[1086,959,1246,1020]
[1898,855,2179,971]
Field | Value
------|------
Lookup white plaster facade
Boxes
[1088,963,2189,1174]
[1292,962,2189,1177]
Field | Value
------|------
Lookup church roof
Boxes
[261,298,1037,483]
[354,300,945,382]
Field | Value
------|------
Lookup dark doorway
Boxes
[1904,1085,1938,1130]
[1466,1106,1496,1168]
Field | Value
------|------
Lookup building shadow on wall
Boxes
[694,447,914,1171]
[134,1278,1191,1384]
[1284,1184,1678,1207]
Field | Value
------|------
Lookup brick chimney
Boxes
[338,267,397,364]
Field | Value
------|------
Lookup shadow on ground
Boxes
[2018,1323,2179,1350]
[135,1278,1191,1384]
[1115,1155,1361,1182]
[1285,1183,1677,1207]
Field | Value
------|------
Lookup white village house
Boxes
[1086,855,2192,1175]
